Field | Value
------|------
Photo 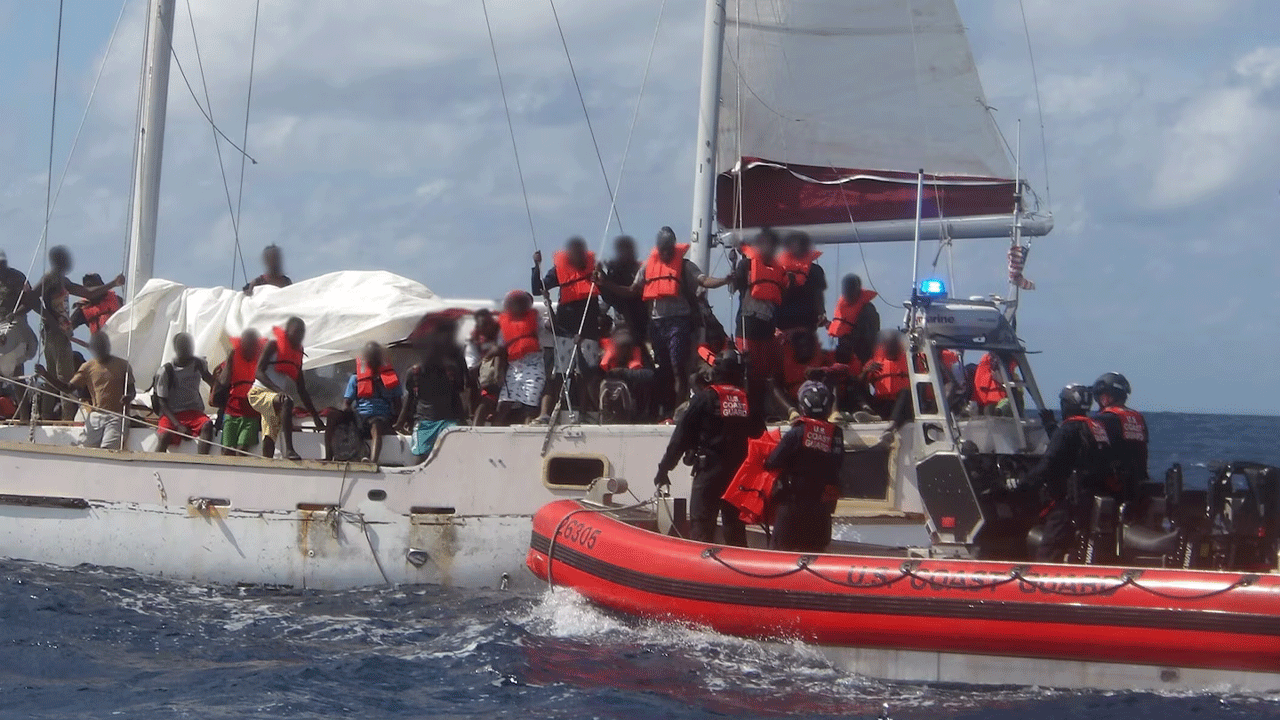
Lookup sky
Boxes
[0,0,1278,415]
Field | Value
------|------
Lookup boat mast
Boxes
[125,0,176,302]
[689,0,727,272]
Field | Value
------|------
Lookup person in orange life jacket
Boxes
[731,229,789,427]
[30,246,125,420]
[973,352,1021,415]
[765,381,845,552]
[489,290,546,426]
[775,231,827,332]
[243,244,292,295]
[1025,384,1113,562]
[249,316,323,460]
[655,350,758,547]
[865,330,910,421]
[155,332,217,454]
[598,323,654,422]
[70,273,122,335]
[214,328,264,455]
[1091,372,1148,511]
[330,341,402,464]
[597,235,649,344]
[829,273,880,365]
[771,328,833,419]
[594,226,730,418]
[532,237,605,422]
[398,325,466,461]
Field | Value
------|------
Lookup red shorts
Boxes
[158,409,211,443]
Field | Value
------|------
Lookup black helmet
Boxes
[797,380,835,419]
[712,349,745,384]
[1091,372,1130,403]
[1059,384,1092,417]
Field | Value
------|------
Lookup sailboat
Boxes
[0,0,1060,591]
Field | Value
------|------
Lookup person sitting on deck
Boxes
[490,290,545,426]
[36,332,135,450]
[775,231,827,333]
[248,316,324,460]
[242,245,292,295]
[865,330,910,422]
[598,322,654,423]
[215,328,264,456]
[31,246,125,420]
[828,273,879,366]
[70,273,123,335]
[531,237,603,422]
[399,326,466,461]
[329,341,403,465]
[154,332,217,454]
[594,226,729,418]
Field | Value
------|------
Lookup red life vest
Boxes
[740,246,787,305]
[781,335,829,396]
[641,244,689,301]
[599,337,643,371]
[973,354,1016,406]
[778,249,822,287]
[722,429,783,525]
[797,417,836,452]
[270,326,303,381]
[355,359,400,398]
[869,348,909,398]
[498,309,541,361]
[827,290,877,338]
[1100,405,1148,442]
[1066,414,1112,446]
[553,250,596,304]
[709,384,750,418]
[83,291,122,334]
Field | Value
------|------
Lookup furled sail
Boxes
[715,0,1051,243]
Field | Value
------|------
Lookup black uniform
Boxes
[658,384,755,546]
[1095,405,1149,510]
[1027,415,1112,561]
[764,418,844,552]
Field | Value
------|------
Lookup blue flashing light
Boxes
[918,278,947,298]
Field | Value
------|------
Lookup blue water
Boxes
[1,412,1278,719]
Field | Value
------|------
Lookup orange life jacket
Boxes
[869,348,909,398]
[722,429,783,525]
[797,417,836,452]
[781,336,829,396]
[227,337,265,399]
[1066,414,1113,446]
[740,246,787,305]
[709,384,750,418]
[973,354,1016,406]
[498,309,541,361]
[827,290,877,338]
[356,359,400,398]
[599,337,643,371]
[553,250,596,304]
[641,244,689,301]
[270,326,303,381]
[1100,405,1148,442]
[777,249,822,287]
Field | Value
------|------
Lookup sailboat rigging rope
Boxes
[1018,0,1052,211]
[230,0,262,288]
[546,0,623,234]
[479,0,539,251]
[181,0,246,288]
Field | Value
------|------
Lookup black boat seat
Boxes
[1122,524,1180,555]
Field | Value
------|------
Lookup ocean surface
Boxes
[1,412,1278,719]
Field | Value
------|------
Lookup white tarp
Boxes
[103,270,492,390]
[717,0,1013,178]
